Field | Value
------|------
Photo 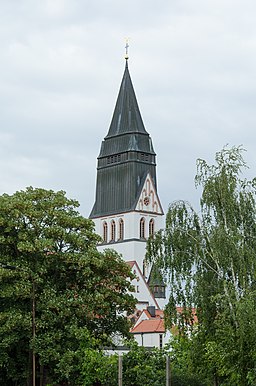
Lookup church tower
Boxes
[90,54,165,305]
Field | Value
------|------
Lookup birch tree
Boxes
[147,146,256,385]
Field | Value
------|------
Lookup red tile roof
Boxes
[176,306,198,323]
[131,319,165,334]
[126,261,136,268]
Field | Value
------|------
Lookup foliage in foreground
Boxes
[79,341,206,386]
[147,146,256,385]
[0,187,136,385]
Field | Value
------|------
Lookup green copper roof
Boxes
[148,264,166,299]
[106,61,148,137]
[98,61,155,159]
[90,61,158,218]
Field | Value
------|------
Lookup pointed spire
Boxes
[105,55,147,138]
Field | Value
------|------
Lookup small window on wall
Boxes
[149,218,155,237]
[159,334,163,349]
[119,219,124,240]
[111,220,116,242]
[140,217,145,239]
[103,222,108,243]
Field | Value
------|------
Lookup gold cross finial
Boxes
[125,37,130,60]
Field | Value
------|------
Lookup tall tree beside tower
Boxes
[0,187,136,385]
[147,146,256,385]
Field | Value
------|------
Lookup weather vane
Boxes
[125,37,130,60]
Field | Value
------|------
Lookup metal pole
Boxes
[118,354,123,386]
[166,355,171,386]
[32,280,36,386]
[0,262,17,270]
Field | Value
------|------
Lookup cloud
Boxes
[0,0,256,216]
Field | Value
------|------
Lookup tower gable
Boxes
[135,173,164,215]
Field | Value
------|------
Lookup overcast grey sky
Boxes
[1,0,256,216]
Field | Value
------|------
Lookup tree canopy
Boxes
[0,187,136,385]
[147,146,256,385]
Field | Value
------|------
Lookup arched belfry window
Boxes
[149,218,155,237]
[111,220,116,242]
[103,222,108,243]
[119,219,124,240]
[140,217,145,239]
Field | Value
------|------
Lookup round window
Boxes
[144,196,150,206]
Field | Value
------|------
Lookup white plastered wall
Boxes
[129,262,159,309]
[93,210,164,273]
[133,331,171,349]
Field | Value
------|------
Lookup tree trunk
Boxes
[213,373,219,386]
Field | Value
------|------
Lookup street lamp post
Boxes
[32,279,36,386]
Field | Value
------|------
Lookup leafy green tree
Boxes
[122,344,166,386]
[147,146,256,385]
[78,340,205,386]
[0,187,136,385]
[79,330,118,386]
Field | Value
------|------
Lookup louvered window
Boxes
[140,217,145,239]
[111,220,116,241]
[119,219,124,240]
[103,222,108,243]
[149,218,155,237]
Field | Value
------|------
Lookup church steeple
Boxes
[90,56,165,308]
[90,56,166,309]
[90,61,159,219]
[105,60,148,138]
